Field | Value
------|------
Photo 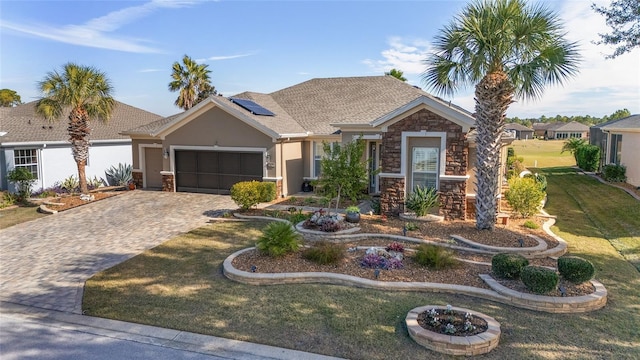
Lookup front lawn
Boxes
[0,205,48,229]
[84,167,640,359]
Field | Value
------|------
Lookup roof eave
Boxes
[370,96,474,132]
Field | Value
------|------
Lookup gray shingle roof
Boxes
[0,101,162,144]
[125,76,474,138]
[599,114,640,130]
[505,123,533,131]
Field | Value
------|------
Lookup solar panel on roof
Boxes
[229,98,275,116]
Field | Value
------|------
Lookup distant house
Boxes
[505,123,534,140]
[124,75,516,220]
[533,121,589,140]
[0,101,162,192]
[532,122,549,138]
[591,115,640,187]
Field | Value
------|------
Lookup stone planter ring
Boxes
[406,305,501,356]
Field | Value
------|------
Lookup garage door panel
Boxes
[175,150,262,194]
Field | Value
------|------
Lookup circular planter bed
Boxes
[406,305,500,356]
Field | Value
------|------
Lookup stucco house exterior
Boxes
[0,101,162,192]
[591,114,640,187]
[123,75,514,220]
[534,121,589,140]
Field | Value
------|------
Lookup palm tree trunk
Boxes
[68,108,91,194]
[474,71,514,230]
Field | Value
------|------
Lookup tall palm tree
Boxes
[36,63,115,194]
[168,55,215,111]
[423,0,580,230]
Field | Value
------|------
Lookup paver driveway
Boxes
[0,191,236,314]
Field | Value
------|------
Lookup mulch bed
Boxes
[40,190,125,212]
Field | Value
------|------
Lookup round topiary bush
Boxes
[521,266,559,294]
[491,253,529,279]
[557,256,595,284]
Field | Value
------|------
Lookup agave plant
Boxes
[104,163,132,186]
[405,185,439,217]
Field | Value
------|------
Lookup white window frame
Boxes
[13,148,40,180]
[311,140,339,178]
[411,147,439,190]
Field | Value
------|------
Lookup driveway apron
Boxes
[0,191,237,314]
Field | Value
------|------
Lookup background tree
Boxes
[36,63,115,194]
[423,0,580,230]
[385,68,407,81]
[561,138,587,163]
[0,89,22,107]
[592,0,640,58]
[315,138,369,214]
[169,55,215,111]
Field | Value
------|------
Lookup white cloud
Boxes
[366,0,639,118]
[139,69,164,73]
[195,53,257,63]
[0,0,201,53]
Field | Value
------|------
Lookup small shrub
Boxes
[386,257,404,269]
[505,177,545,218]
[258,182,277,202]
[524,173,547,192]
[492,253,529,279]
[302,241,344,265]
[404,222,419,231]
[386,241,405,253]
[7,167,36,201]
[287,210,310,225]
[104,163,132,186]
[256,221,301,257]
[405,185,439,217]
[230,181,262,210]
[61,175,80,194]
[370,197,381,215]
[507,158,526,179]
[558,256,595,284]
[1,191,18,208]
[304,197,317,205]
[88,176,104,190]
[346,205,360,214]
[523,220,539,229]
[521,266,559,294]
[318,197,331,206]
[413,244,459,269]
[602,164,627,182]
[575,144,600,172]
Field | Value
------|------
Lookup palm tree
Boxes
[36,63,115,195]
[423,0,580,230]
[385,68,407,81]
[561,138,586,163]
[168,55,215,111]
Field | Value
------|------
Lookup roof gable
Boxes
[599,114,640,132]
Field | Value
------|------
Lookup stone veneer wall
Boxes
[380,109,469,220]
[132,170,143,189]
[162,173,175,192]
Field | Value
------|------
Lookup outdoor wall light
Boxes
[163,149,169,159]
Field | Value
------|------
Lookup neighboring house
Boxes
[123,75,515,220]
[0,101,162,192]
[591,115,640,187]
[505,123,534,140]
[545,121,589,140]
[532,122,550,138]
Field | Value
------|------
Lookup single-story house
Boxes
[505,123,534,140]
[123,75,515,220]
[591,114,640,187]
[0,101,162,192]
[541,121,589,140]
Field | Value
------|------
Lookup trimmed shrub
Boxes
[558,256,595,284]
[7,167,36,201]
[505,177,545,218]
[576,144,600,172]
[231,181,276,210]
[492,253,529,279]
[602,164,627,182]
[521,266,559,294]
[523,220,539,229]
[302,241,344,265]
[256,221,301,257]
[405,185,439,217]
[413,244,459,269]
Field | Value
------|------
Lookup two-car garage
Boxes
[174,150,263,194]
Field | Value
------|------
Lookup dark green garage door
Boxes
[175,150,263,194]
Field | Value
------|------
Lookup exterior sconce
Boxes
[163,149,169,159]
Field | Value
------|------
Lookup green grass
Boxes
[510,139,575,168]
[0,205,48,229]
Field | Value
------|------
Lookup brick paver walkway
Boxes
[0,191,236,314]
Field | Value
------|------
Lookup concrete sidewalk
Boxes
[1,301,345,360]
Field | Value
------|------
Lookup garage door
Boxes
[175,150,263,194]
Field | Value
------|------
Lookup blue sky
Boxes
[1,0,638,118]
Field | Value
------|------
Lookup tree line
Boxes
[507,108,632,127]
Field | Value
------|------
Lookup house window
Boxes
[411,147,438,190]
[313,141,338,177]
[609,134,622,164]
[14,149,39,179]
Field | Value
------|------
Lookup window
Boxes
[609,134,622,165]
[14,149,39,179]
[411,147,438,190]
[313,141,338,177]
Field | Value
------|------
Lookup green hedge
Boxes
[492,253,529,279]
[521,266,559,294]
[602,164,627,182]
[576,144,600,172]
[230,181,277,210]
[558,256,595,284]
